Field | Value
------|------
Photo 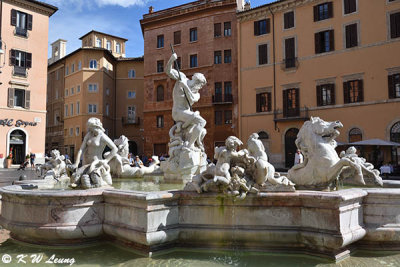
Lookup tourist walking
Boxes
[294,150,303,165]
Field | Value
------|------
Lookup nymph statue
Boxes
[68,118,117,189]
[161,51,208,181]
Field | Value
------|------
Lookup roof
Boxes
[349,139,400,147]
[79,30,128,41]
[237,0,289,15]
[27,0,58,16]
[117,56,144,62]
[48,47,114,68]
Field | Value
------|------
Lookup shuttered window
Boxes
[315,30,334,54]
[11,9,32,37]
[285,38,296,68]
[313,2,333,21]
[157,60,164,73]
[258,44,268,65]
[283,88,300,117]
[254,19,270,36]
[8,89,30,109]
[156,85,164,102]
[214,23,221,37]
[10,49,31,77]
[388,73,400,99]
[343,79,363,103]
[345,23,358,48]
[215,111,223,125]
[173,31,181,45]
[256,92,272,112]
[316,84,335,106]
[344,0,357,14]
[284,11,294,29]
[390,12,400,39]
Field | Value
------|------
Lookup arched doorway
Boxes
[285,128,299,168]
[391,121,400,165]
[9,129,26,164]
[129,141,138,156]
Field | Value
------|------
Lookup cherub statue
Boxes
[41,149,67,180]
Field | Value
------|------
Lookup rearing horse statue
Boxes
[287,117,383,190]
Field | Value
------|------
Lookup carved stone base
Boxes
[161,148,207,182]
[258,182,296,192]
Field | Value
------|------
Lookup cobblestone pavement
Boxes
[0,168,41,187]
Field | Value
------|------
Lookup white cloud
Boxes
[96,0,150,7]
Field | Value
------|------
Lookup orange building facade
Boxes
[140,0,244,157]
[46,31,144,161]
[0,0,57,167]
[238,0,400,169]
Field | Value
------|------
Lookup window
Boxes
[174,57,182,70]
[316,84,335,106]
[89,59,97,69]
[157,35,164,48]
[71,87,74,95]
[344,0,357,15]
[214,51,222,64]
[65,66,69,75]
[65,89,68,96]
[224,82,232,102]
[106,40,111,51]
[345,23,358,48]
[56,70,59,80]
[128,69,135,78]
[190,28,197,42]
[65,105,68,117]
[96,38,102,47]
[78,61,82,70]
[388,73,400,98]
[157,85,164,101]
[70,103,74,116]
[284,11,295,29]
[55,89,59,99]
[390,12,400,39]
[10,50,31,77]
[224,50,232,63]
[76,127,80,136]
[71,63,75,73]
[106,104,109,116]
[70,128,73,136]
[88,104,97,114]
[128,91,136,99]
[315,30,334,54]
[343,79,363,103]
[106,88,110,96]
[313,2,333,21]
[77,101,80,114]
[256,92,272,112]
[224,110,232,124]
[285,38,296,68]
[88,84,98,92]
[215,111,223,125]
[190,54,198,68]
[349,128,362,142]
[214,23,221,37]
[9,88,29,108]
[214,82,222,102]
[258,44,268,65]
[224,22,231,36]
[174,31,181,45]
[128,106,136,123]
[11,9,32,37]
[77,85,81,93]
[157,115,164,128]
[254,19,270,36]
[391,122,400,143]
[157,60,164,73]
[116,43,121,53]
[283,88,300,117]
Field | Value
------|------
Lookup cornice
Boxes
[4,0,57,17]
[237,0,316,22]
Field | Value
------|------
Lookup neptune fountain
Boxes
[0,52,398,263]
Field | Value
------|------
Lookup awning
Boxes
[349,139,400,147]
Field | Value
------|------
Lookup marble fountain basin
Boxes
[1,180,400,261]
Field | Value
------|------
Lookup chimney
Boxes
[149,6,154,14]
[244,1,251,11]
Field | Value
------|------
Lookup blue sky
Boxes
[43,0,274,58]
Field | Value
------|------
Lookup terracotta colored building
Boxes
[0,0,57,167]
[46,31,144,161]
[238,0,400,169]
[140,0,244,157]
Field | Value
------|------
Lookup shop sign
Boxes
[0,119,38,127]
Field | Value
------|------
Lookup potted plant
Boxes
[5,149,13,168]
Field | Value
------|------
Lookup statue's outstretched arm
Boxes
[74,134,88,168]
[166,53,180,81]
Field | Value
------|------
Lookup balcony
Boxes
[122,116,140,125]
[13,66,27,77]
[281,57,298,70]
[212,94,233,104]
[15,27,28,37]
[274,106,309,122]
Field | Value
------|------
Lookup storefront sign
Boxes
[0,119,38,127]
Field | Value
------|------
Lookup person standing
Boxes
[30,153,36,169]
[294,150,303,165]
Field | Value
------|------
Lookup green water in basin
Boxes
[112,176,184,192]
[0,238,399,266]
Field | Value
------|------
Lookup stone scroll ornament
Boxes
[160,47,208,181]
[287,117,383,190]
[185,134,295,199]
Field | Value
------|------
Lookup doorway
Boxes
[285,128,299,168]
[129,141,138,156]
[9,130,26,165]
